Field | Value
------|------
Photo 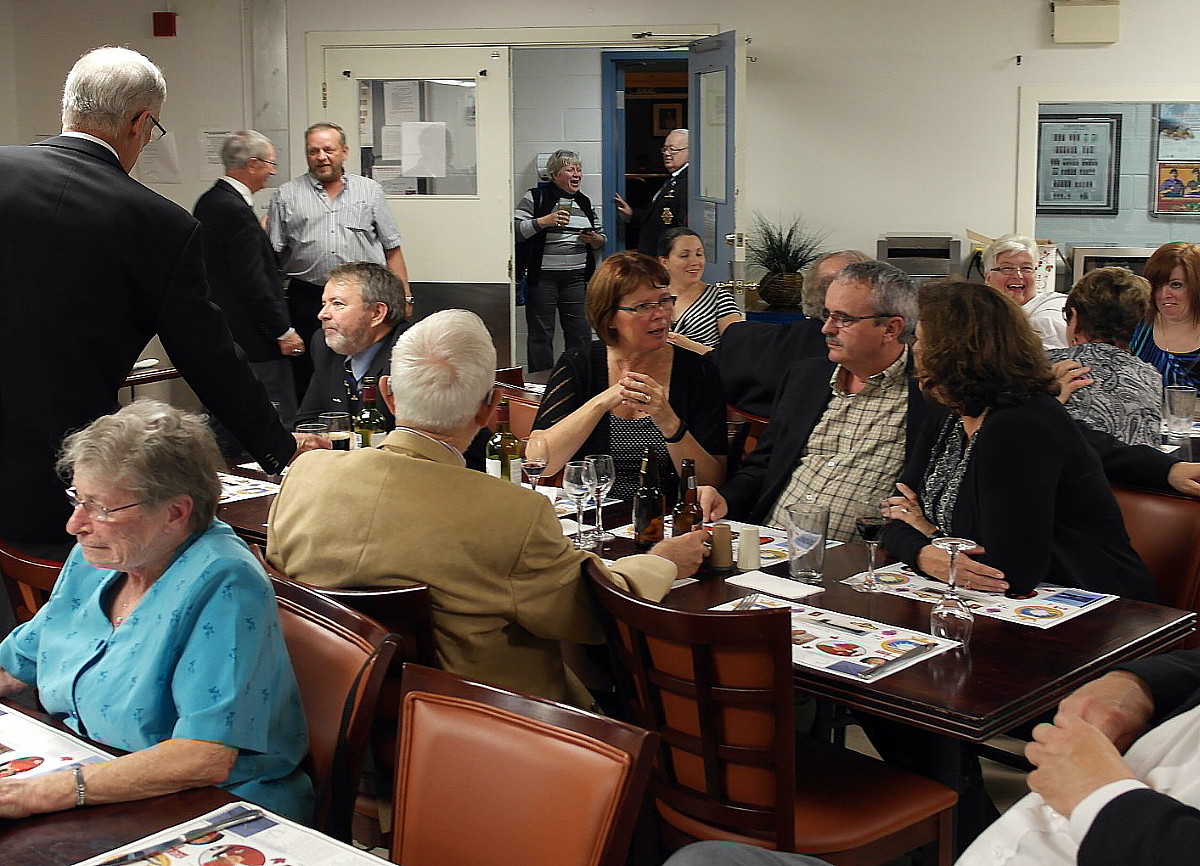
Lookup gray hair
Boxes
[57,400,223,533]
[668,128,689,144]
[61,47,167,139]
[983,234,1041,271]
[837,260,918,338]
[388,310,496,434]
[802,249,871,317]
[221,130,273,170]
[546,149,581,178]
[326,262,408,327]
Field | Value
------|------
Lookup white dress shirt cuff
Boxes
[1067,778,1149,844]
[277,327,298,341]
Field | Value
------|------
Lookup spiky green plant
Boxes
[745,213,828,275]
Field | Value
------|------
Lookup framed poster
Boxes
[1036,114,1121,215]
[1153,162,1200,214]
[653,103,683,136]
[1153,105,1200,216]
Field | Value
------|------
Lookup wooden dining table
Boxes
[219,466,1196,746]
[0,700,237,866]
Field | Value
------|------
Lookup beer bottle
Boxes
[672,458,702,536]
[633,446,665,550]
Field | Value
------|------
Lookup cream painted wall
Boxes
[0,0,16,145]
[5,0,1200,254]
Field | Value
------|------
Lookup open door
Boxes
[688,31,743,287]
[321,45,515,362]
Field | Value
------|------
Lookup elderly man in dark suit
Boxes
[194,130,305,440]
[0,46,296,555]
[615,128,689,256]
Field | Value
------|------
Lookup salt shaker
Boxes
[737,526,761,571]
[709,522,734,575]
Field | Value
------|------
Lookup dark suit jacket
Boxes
[718,355,934,524]
[1079,648,1200,865]
[633,165,688,256]
[0,135,294,545]
[296,325,405,427]
[709,318,828,418]
[192,180,291,362]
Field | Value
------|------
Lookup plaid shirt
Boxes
[765,349,910,541]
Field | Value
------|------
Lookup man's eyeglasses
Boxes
[821,309,892,328]
[148,115,168,142]
[660,146,687,155]
[989,266,1036,277]
[254,156,278,166]
[616,295,677,315]
[66,487,142,522]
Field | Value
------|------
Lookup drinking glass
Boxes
[929,536,977,643]
[1164,386,1196,443]
[319,412,353,450]
[586,454,616,541]
[562,461,596,549]
[295,422,329,447]
[521,434,549,490]
[854,501,888,593]
[784,504,828,584]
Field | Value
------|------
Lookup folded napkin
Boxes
[727,571,824,600]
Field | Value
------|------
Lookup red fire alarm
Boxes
[153,11,177,37]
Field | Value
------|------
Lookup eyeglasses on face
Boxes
[616,295,677,315]
[821,309,891,328]
[254,156,278,166]
[66,487,142,522]
[989,266,1036,277]
[148,115,168,141]
[660,146,687,155]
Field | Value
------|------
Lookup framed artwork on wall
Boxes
[1036,113,1121,215]
[652,103,683,136]
[1152,105,1200,216]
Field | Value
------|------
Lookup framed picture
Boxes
[1036,113,1121,215]
[1153,162,1200,214]
[653,103,683,137]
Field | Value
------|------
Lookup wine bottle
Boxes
[671,458,702,536]
[633,446,665,550]
[354,377,388,449]
[486,398,522,483]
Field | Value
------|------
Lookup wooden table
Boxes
[219,475,1196,744]
[0,702,236,866]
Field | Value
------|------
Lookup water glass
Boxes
[585,454,616,541]
[785,504,828,584]
[1164,386,1196,442]
[562,461,596,550]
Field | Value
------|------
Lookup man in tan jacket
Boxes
[267,309,706,707]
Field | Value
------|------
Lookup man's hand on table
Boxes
[1026,711,1138,818]
[292,432,332,455]
[649,529,709,579]
[697,486,727,521]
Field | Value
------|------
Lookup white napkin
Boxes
[727,571,825,599]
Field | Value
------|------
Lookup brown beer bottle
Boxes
[672,458,702,536]
[633,446,665,550]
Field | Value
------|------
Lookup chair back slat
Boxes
[0,542,62,623]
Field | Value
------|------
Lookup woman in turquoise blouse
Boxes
[0,401,311,822]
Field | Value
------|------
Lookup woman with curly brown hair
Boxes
[880,280,1153,600]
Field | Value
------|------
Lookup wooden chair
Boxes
[494,366,525,387]
[271,576,400,843]
[391,663,658,866]
[0,541,62,623]
[1112,483,1200,648]
[586,562,958,866]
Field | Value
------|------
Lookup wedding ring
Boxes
[642,393,649,402]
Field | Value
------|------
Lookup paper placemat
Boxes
[218,472,280,503]
[842,562,1118,628]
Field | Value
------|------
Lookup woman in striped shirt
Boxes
[658,227,742,354]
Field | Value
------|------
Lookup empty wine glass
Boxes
[929,536,977,643]
[522,434,549,490]
[853,500,888,593]
[586,454,616,541]
[562,461,596,549]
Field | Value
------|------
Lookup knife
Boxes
[855,642,942,680]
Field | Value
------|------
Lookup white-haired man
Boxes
[983,234,1068,349]
[0,47,295,555]
[267,309,707,707]
[615,128,690,256]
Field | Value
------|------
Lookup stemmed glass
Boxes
[853,500,888,593]
[929,536,977,643]
[562,461,596,549]
[522,434,549,490]
[585,454,616,542]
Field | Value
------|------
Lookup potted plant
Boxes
[746,212,828,307]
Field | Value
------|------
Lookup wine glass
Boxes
[562,461,596,549]
[586,454,616,542]
[853,501,888,593]
[521,434,549,490]
[929,536,977,643]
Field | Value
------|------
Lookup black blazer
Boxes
[633,165,688,256]
[709,318,828,418]
[193,180,291,362]
[0,136,294,545]
[719,355,934,525]
[296,324,406,427]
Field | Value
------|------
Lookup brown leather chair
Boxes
[494,366,525,387]
[271,576,400,843]
[1112,483,1200,648]
[0,541,62,623]
[391,663,658,866]
[586,562,957,866]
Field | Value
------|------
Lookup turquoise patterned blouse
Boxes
[0,521,313,822]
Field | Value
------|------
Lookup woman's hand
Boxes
[579,229,605,249]
[537,211,570,230]
[618,371,678,430]
[882,482,937,536]
[915,543,1008,593]
[666,332,712,355]
[1051,359,1094,404]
